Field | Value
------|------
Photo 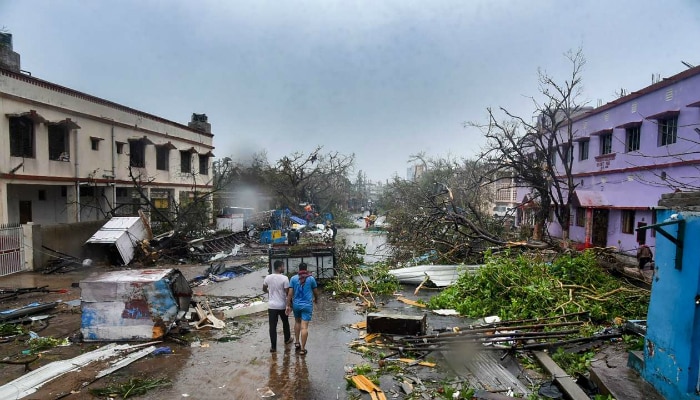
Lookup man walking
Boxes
[263,260,292,352]
[286,262,319,356]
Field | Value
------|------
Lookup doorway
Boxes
[19,201,32,224]
[592,209,609,247]
[637,222,648,245]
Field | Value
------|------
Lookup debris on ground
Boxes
[0,302,58,323]
[90,376,171,399]
[0,286,68,302]
[41,246,84,274]
[189,262,256,287]
[367,312,426,335]
[0,342,158,399]
[350,374,387,400]
[396,296,426,308]
[191,301,226,330]
[256,386,275,398]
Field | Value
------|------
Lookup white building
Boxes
[0,34,214,225]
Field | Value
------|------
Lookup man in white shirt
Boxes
[263,260,293,352]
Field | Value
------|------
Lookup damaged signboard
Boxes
[84,215,151,265]
[80,269,192,341]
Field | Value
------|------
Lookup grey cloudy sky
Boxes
[3,0,700,181]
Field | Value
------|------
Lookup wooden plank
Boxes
[532,350,590,400]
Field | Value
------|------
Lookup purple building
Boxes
[520,65,700,256]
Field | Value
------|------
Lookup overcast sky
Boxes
[3,1,700,181]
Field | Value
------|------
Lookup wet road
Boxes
[147,293,364,400]
[0,228,455,399]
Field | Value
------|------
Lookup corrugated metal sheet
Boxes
[80,269,192,341]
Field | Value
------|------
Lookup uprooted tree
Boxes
[471,48,588,241]
[379,154,515,264]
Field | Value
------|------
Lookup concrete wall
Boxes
[39,220,106,268]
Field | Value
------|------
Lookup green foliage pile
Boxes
[428,250,649,321]
[0,323,25,336]
[27,336,69,352]
[90,377,171,399]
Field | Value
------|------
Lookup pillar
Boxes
[66,184,79,223]
[22,222,42,271]
[0,181,8,225]
[584,208,593,248]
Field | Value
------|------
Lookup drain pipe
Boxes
[74,128,81,222]
[111,125,116,210]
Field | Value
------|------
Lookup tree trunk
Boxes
[533,222,543,241]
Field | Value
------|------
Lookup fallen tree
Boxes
[428,250,649,322]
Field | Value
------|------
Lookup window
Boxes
[626,126,640,152]
[621,210,635,234]
[575,207,586,227]
[199,155,209,175]
[79,186,95,197]
[38,190,46,201]
[156,146,170,171]
[129,140,145,168]
[48,124,70,161]
[90,137,102,151]
[180,151,192,173]
[116,142,125,154]
[9,116,35,158]
[658,116,678,146]
[578,140,589,160]
[61,186,67,197]
[116,188,128,197]
[600,133,613,155]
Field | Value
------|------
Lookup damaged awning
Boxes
[47,118,81,130]
[5,110,46,123]
[573,190,656,209]
[572,190,610,208]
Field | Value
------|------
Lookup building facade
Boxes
[541,65,700,255]
[0,35,214,226]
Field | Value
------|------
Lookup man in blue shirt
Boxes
[285,262,319,356]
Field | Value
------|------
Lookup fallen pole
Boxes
[411,320,585,340]
[456,311,590,330]
[399,328,580,344]
[532,350,590,400]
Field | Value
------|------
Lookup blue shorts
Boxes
[293,305,313,321]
